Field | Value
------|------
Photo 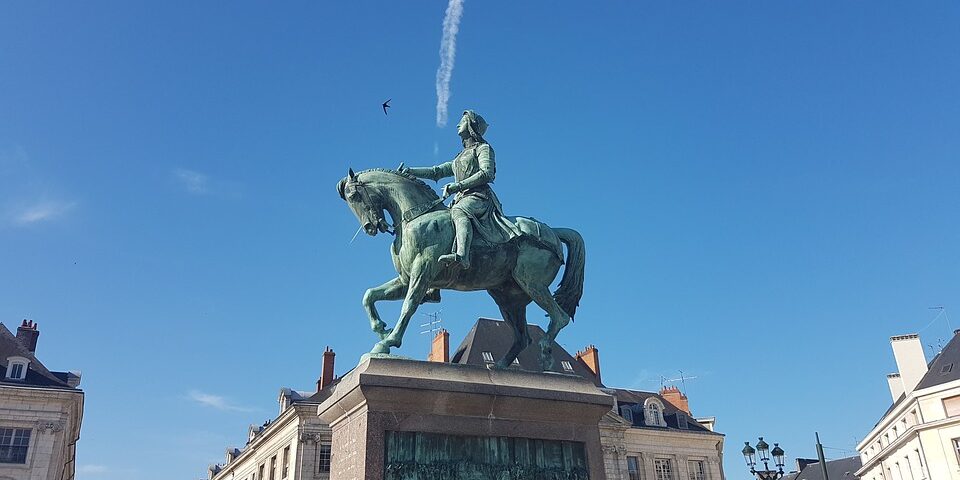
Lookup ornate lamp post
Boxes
[742,437,786,479]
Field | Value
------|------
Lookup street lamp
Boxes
[742,437,785,479]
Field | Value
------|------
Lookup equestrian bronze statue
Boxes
[337,110,585,370]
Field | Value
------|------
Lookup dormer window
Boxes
[561,361,574,372]
[5,357,29,380]
[644,398,665,427]
[481,352,494,363]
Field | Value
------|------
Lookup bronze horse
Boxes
[338,168,585,369]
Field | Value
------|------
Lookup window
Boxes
[512,357,520,365]
[916,449,927,479]
[282,446,290,478]
[645,400,664,427]
[627,456,641,480]
[318,444,332,473]
[0,428,31,464]
[4,357,28,380]
[688,460,706,480]
[561,361,574,372]
[482,351,494,363]
[953,439,960,465]
[944,395,960,417]
[654,458,674,480]
[258,464,264,480]
[270,455,277,480]
[942,363,954,374]
[620,406,634,423]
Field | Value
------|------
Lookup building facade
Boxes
[0,321,84,480]
[856,331,960,480]
[209,348,337,480]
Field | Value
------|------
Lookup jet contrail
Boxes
[435,0,465,127]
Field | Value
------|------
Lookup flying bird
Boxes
[382,99,391,115]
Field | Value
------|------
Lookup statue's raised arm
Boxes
[403,162,454,183]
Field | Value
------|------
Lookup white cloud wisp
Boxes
[186,390,254,412]
[435,0,465,127]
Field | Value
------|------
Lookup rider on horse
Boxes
[403,110,519,269]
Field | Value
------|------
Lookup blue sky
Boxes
[1,2,959,479]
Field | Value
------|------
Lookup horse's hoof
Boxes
[370,342,391,355]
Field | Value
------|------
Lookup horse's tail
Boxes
[553,228,585,319]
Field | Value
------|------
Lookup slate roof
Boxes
[782,456,861,480]
[451,318,603,386]
[0,322,76,389]
[605,388,718,435]
[452,318,721,436]
[915,330,960,390]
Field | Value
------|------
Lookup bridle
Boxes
[348,173,450,236]
[350,178,395,235]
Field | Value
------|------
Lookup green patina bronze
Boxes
[338,110,586,370]
[384,431,589,480]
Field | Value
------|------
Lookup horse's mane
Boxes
[337,168,439,200]
[361,168,438,197]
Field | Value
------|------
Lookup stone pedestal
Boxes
[317,356,614,480]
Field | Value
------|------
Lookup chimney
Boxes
[575,345,601,383]
[886,373,904,402]
[16,320,39,354]
[427,329,450,363]
[317,347,335,392]
[660,386,691,415]
[891,334,928,394]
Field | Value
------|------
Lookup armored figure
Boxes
[404,110,518,269]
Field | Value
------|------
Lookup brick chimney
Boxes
[16,320,39,354]
[575,345,601,383]
[660,386,691,415]
[427,329,450,363]
[317,347,336,392]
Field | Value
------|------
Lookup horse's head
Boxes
[337,168,391,236]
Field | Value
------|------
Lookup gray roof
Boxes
[451,318,720,436]
[785,456,861,480]
[915,330,960,390]
[0,322,76,389]
[451,318,603,386]
[606,388,719,435]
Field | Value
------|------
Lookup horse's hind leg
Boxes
[513,252,568,371]
[488,284,532,369]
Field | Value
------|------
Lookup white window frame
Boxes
[481,351,494,363]
[561,361,574,372]
[4,357,28,380]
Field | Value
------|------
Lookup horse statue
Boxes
[337,168,585,370]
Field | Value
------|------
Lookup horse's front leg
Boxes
[363,277,408,340]
[372,259,434,354]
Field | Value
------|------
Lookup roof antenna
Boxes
[679,370,688,395]
[419,311,443,335]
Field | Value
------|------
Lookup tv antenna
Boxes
[419,311,443,335]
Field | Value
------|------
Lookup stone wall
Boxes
[0,386,83,480]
